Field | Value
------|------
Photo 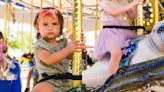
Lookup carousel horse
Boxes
[82,20,164,90]
[97,57,164,92]
[0,56,21,92]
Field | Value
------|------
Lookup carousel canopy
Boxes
[0,0,101,31]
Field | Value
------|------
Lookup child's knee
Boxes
[31,82,55,92]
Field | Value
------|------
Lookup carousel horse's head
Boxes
[150,20,164,52]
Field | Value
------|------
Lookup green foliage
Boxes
[8,40,20,48]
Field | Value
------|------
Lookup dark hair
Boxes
[34,7,64,39]
[0,31,4,39]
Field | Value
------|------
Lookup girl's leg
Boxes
[108,47,122,76]
[31,82,55,92]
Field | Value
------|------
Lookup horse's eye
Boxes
[157,26,164,34]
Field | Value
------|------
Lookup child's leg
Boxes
[108,46,122,75]
[31,82,55,92]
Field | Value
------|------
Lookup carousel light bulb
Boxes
[150,14,154,18]
[149,19,153,23]
[143,21,146,24]
[149,8,153,12]
[124,17,127,20]
[147,22,150,26]
[148,3,152,7]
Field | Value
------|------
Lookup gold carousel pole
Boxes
[65,11,69,33]
[52,0,55,7]
[40,0,43,9]
[154,0,159,23]
[94,0,99,41]
[72,2,75,41]
[4,0,8,39]
[7,4,11,40]
[72,0,82,87]
[137,1,144,35]
[29,0,33,53]
[58,0,62,11]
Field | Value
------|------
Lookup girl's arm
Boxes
[26,67,34,89]
[127,0,144,19]
[103,0,139,16]
[36,40,81,64]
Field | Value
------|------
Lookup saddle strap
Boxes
[35,73,82,86]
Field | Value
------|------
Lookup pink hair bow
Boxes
[39,9,57,17]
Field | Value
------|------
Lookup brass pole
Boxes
[4,0,8,39]
[29,0,33,53]
[52,0,55,7]
[94,0,98,42]
[58,0,62,11]
[7,4,10,41]
[155,0,159,23]
[137,1,144,35]
[40,0,43,9]
[65,11,69,33]
[6,3,11,48]
[72,1,75,40]
[72,0,82,87]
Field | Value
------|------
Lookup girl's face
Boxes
[37,14,60,39]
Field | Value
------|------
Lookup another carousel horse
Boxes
[98,57,164,92]
[82,20,164,89]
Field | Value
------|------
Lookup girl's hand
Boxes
[132,0,144,6]
[132,0,139,6]
[67,40,83,54]
[139,0,144,2]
